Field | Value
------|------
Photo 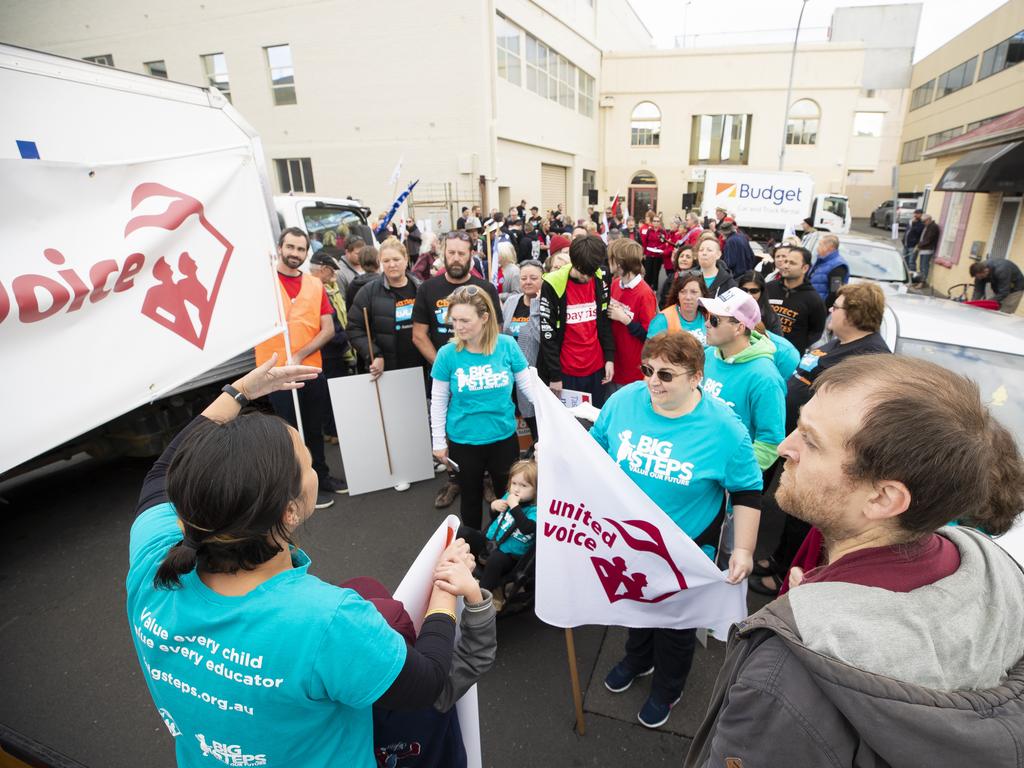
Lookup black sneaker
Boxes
[322,476,348,495]
[604,662,654,693]
[314,490,335,509]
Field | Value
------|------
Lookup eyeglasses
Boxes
[831,302,846,312]
[453,285,481,297]
[741,286,762,296]
[707,315,739,328]
[640,363,689,382]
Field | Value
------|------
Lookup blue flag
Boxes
[375,179,419,239]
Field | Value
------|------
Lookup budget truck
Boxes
[698,169,851,244]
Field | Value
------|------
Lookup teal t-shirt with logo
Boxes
[432,333,528,445]
[126,503,407,768]
[590,382,761,540]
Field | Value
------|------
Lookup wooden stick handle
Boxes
[564,628,586,736]
[363,307,394,475]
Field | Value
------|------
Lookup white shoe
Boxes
[394,482,411,492]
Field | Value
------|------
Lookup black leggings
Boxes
[459,526,520,592]
[448,433,519,530]
[643,256,661,289]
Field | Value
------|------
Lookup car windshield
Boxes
[843,241,907,282]
[895,339,1024,441]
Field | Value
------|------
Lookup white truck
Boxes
[0,45,370,480]
[699,169,851,243]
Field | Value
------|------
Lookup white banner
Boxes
[393,516,482,768]
[532,370,747,638]
[0,151,282,474]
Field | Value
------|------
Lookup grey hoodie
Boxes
[434,590,497,713]
[685,527,1024,767]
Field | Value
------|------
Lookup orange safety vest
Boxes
[660,306,683,334]
[255,273,325,368]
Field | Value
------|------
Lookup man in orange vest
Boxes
[255,227,346,508]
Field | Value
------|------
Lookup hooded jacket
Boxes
[685,527,1024,768]
[765,278,827,354]
[346,273,423,370]
[537,264,614,383]
[702,331,785,470]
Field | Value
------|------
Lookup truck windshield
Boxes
[302,205,366,242]
[823,196,848,220]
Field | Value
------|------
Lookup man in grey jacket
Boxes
[686,353,1024,768]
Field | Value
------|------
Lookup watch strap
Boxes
[222,384,249,406]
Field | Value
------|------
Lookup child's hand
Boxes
[434,559,483,604]
[506,494,521,508]
[491,499,509,513]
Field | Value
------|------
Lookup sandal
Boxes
[748,572,783,597]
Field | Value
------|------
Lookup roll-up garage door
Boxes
[540,163,568,216]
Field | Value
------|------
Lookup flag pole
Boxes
[363,307,394,475]
[564,628,587,735]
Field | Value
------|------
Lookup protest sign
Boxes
[532,369,747,638]
[393,516,482,768]
[0,151,282,475]
[327,367,434,495]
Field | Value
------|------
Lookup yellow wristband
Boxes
[424,609,457,622]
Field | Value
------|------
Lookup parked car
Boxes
[802,232,910,288]
[869,198,920,230]
[879,292,1024,564]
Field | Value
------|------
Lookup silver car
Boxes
[802,232,910,287]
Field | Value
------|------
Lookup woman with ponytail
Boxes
[128,355,479,767]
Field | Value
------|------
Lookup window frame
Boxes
[200,52,231,102]
[852,111,884,137]
[690,113,752,164]
[143,60,168,79]
[978,30,1024,80]
[935,56,977,100]
[264,44,297,106]
[274,157,316,194]
[900,137,925,164]
[83,54,115,66]
[578,70,595,117]
[909,79,934,111]
[630,101,662,147]
[496,15,523,86]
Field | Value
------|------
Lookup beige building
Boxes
[0,0,652,225]
[598,4,921,223]
[898,0,1024,197]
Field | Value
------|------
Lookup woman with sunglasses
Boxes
[647,272,709,345]
[591,332,762,729]
[735,271,797,379]
[430,286,532,531]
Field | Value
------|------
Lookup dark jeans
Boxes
[563,368,608,408]
[322,353,350,438]
[459,526,521,592]
[448,433,519,530]
[622,627,698,704]
[643,256,661,289]
[269,373,333,483]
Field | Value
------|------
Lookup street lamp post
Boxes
[778,0,810,171]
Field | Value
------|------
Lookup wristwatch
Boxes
[222,384,250,407]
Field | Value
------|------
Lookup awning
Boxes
[936,141,1024,193]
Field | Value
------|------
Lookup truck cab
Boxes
[808,194,852,234]
[273,195,375,248]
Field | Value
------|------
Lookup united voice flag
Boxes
[531,370,747,638]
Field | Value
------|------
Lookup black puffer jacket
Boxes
[346,273,422,370]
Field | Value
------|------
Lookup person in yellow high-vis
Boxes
[255,227,347,507]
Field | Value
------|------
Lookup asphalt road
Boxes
[0,441,780,767]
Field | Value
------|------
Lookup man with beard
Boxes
[413,231,501,508]
[685,354,1024,768]
[254,227,349,508]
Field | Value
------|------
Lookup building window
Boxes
[275,158,315,193]
[582,169,596,200]
[630,102,661,146]
[144,60,168,79]
[926,126,964,150]
[83,54,114,66]
[555,54,576,109]
[910,79,934,111]
[936,56,977,99]
[578,70,595,117]
[900,137,925,163]
[201,52,231,101]
[979,30,1024,80]
[785,99,819,145]
[689,114,752,164]
[525,34,551,99]
[966,113,1006,132]
[496,15,522,86]
[265,44,296,106]
[853,112,884,137]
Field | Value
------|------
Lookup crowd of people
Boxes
[125,197,1024,767]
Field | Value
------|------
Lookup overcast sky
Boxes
[630,0,1009,61]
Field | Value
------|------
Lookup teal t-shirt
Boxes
[702,347,786,450]
[646,308,708,346]
[485,494,538,556]
[126,503,406,768]
[590,382,761,541]
[432,334,528,445]
[767,330,800,380]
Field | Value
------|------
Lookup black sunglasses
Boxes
[707,315,738,328]
[639,363,689,382]
[445,231,472,242]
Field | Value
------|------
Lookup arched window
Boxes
[630,102,661,146]
[630,170,657,185]
[786,99,819,145]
